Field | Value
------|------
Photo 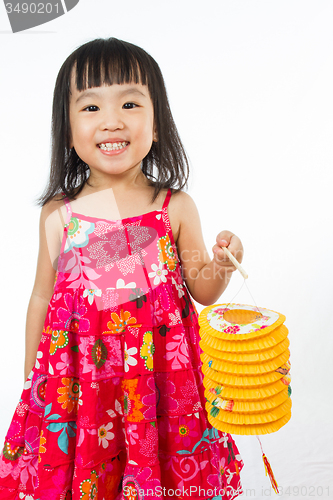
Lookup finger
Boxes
[216,230,234,247]
[223,235,244,264]
[212,244,229,261]
[213,242,239,264]
[212,245,237,268]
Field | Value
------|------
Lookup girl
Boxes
[0,38,244,500]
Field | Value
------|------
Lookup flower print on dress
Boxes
[30,373,47,414]
[126,423,139,445]
[0,451,39,488]
[50,330,69,355]
[102,288,120,311]
[218,433,229,449]
[116,252,143,276]
[172,276,185,298]
[159,287,172,311]
[24,425,41,455]
[98,422,115,448]
[38,467,74,500]
[154,373,178,417]
[91,338,108,368]
[107,278,137,290]
[1,440,24,462]
[127,225,156,254]
[168,307,182,326]
[121,379,144,422]
[157,234,177,271]
[141,376,157,419]
[34,350,44,370]
[83,288,102,305]
[172,418,199,448]
[79,336,122,379]
[57,377,80,415]
[176,378,202,414]
[87,228,127,271]
[56,351,76,376]
[103,309,141,334]
[138,422,158,465]
[150,298,163,326]
[55,292,90,333]
[79,469,98,499]
[148,262,168,285]
[124,342,138,372]
[129,287,147,308]
[106,398,125,423]
[206,454,225,493]
[64,217,95,253]
[140,331,155,371]
[44,403,77,455]
[38,430,47,463]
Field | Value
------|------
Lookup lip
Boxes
[97,140,129,156]
[97,138,129,145]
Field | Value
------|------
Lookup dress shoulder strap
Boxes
[162,188,172,209]
[161,188,179,262]
[61,192,72,225]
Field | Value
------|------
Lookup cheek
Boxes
[71,122,92,148]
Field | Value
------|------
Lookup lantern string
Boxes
[225,279,246,308]
[225,278,261,315]
[244,280,261,314]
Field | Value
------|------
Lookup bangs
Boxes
[72,38,152,92]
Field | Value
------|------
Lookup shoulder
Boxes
[41,194,65,218]
[39,194,67,241]
[168,190,200,244]
[169,190,199,218]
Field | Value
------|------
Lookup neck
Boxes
[85,167,149,193]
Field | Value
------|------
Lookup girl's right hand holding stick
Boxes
[172,193,244,306]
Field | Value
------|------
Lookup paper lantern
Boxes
[199,304,292,436]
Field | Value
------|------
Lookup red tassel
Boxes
[262,452,279,494]
[257,436,279,494]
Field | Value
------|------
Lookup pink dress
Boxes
[0,189,243,500]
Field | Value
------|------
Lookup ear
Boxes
[153,125,158,143]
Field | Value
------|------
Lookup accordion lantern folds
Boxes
[199,304,292,435]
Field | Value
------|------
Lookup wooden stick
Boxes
[222,246,248,279]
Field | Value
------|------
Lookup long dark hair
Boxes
[35,37,189,206]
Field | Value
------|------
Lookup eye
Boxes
[83,105,99,112]
[123,102,138,109]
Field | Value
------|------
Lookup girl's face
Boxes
[69,78,157,183]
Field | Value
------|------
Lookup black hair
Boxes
[35,37,189,206]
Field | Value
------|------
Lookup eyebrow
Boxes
[75,87,147,104]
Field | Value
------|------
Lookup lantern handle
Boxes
[222,246,248,280]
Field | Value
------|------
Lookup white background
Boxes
[0,1,332,499]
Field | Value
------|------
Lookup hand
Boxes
[212,230,244,271]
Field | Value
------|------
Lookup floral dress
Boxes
[0,189,243,500]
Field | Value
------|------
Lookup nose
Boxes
[99,108,124,131]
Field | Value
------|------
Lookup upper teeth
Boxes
[99,142,128,151]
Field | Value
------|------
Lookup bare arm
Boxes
[24,200,63,382]
[172,192,243,306]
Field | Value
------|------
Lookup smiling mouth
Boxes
[98,141,129,151]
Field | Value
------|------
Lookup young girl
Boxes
[0,38,244,500]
